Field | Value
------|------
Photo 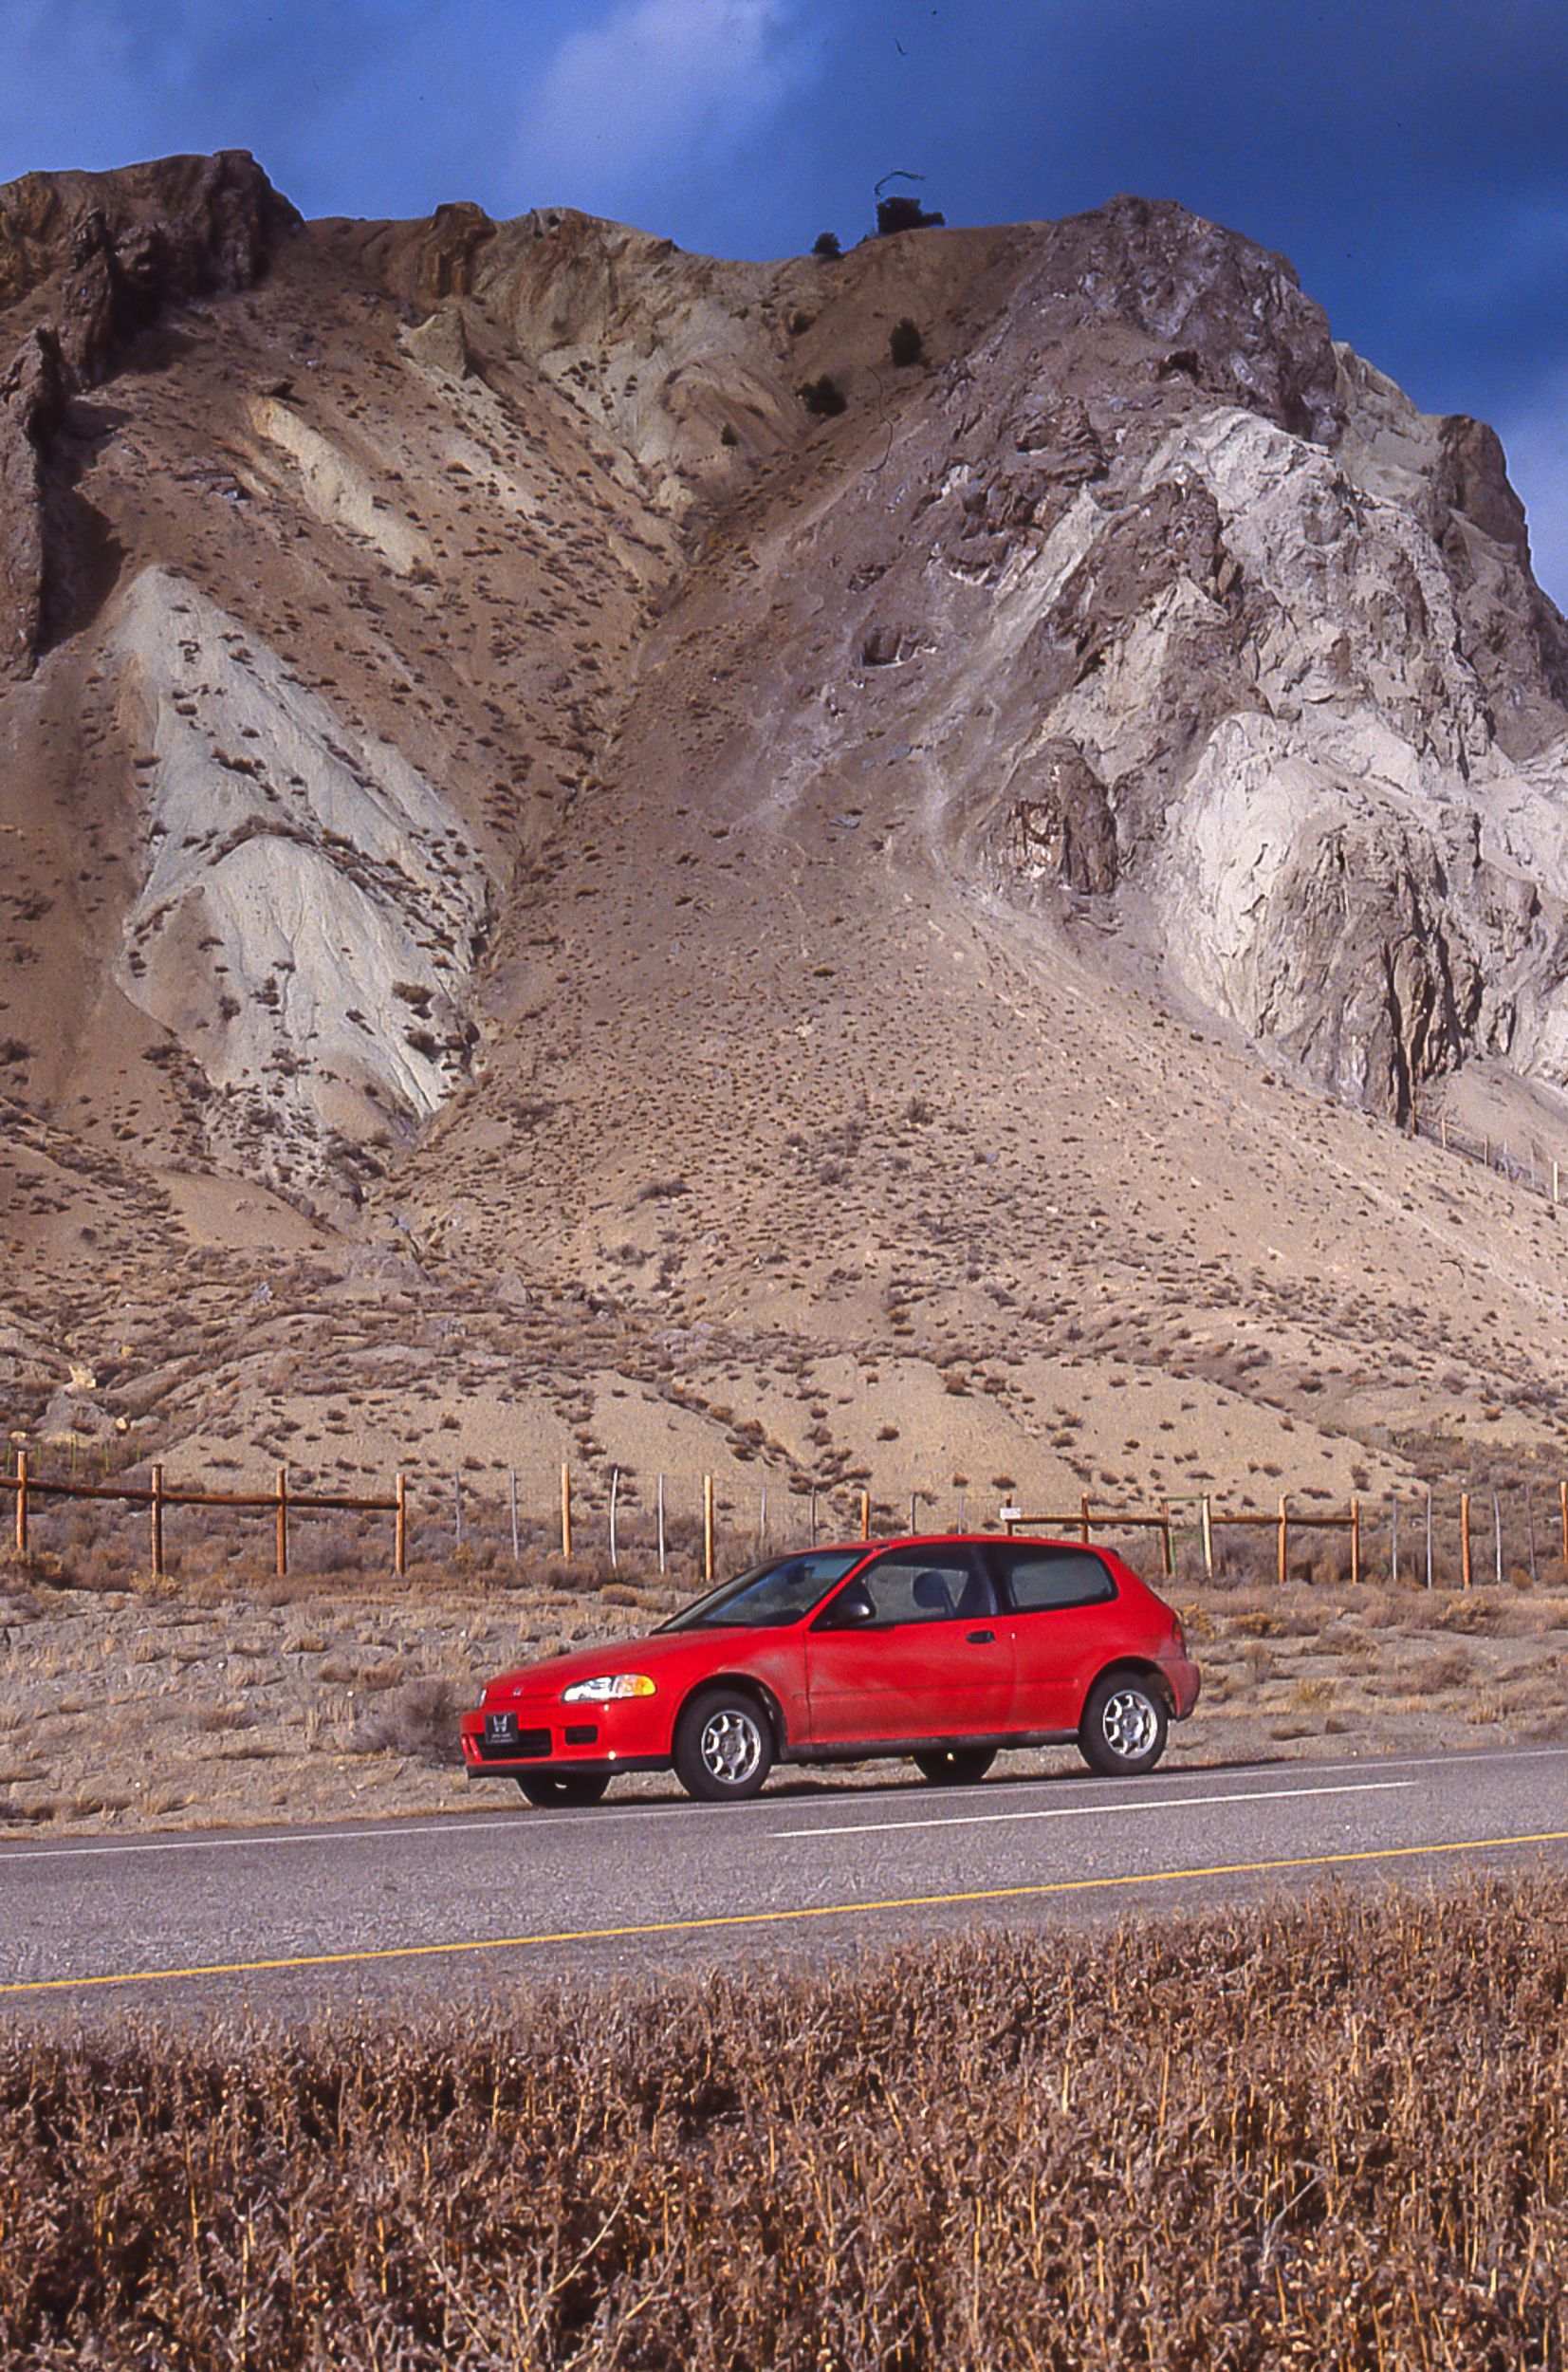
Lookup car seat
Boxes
[913,1569,955,1617]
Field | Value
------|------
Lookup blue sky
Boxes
[5,0,1567,597]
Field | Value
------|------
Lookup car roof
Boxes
[814,1533,1101,1554]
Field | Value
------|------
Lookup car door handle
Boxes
[967,1629,995,1644]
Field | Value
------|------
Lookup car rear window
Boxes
[988,1545,1117,1611]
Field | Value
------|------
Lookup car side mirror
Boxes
[826,1584,876,1626]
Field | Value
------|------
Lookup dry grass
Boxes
[4,1877,1568,2364]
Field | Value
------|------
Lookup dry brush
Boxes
[3,1875,1568,2365]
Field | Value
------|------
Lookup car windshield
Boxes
[657,1550,864,1631]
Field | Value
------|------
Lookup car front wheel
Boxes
[1079,1675,1169,1776]
[913,1748,997,1786]
[514,1772,611,1807]
[673,1688,775,1802]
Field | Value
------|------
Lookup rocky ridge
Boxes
[7,158,1568,1519]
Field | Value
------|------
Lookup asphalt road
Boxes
[4,1743,1568,2020]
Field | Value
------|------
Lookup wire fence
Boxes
[1413,1108,1564,1205]
[6,1443,1568,1595]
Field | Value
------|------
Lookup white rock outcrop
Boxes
[111,566,493,1197]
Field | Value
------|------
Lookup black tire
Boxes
[514,1771,611,1807]
[913,1747,997,1786]
[673,1687,775,1802]
[1078,1674,1169,1776]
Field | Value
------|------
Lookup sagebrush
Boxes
[4,1875,1568,2364]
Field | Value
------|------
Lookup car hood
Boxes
[483,1630,712,1702]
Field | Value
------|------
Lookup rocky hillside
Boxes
[5,152,1568,1531]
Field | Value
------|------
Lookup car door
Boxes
[983,1543,1120,1731]
[804,1547,1014,1745]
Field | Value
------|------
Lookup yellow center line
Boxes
[4,1828,1567,1998]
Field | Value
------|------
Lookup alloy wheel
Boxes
[700,1707,764,1786]
[1100,1687,1159,1761]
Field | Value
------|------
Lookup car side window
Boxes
[820,1550,994,1627]
[988,1546,1117,1612]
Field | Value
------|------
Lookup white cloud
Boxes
[515,0,810,210]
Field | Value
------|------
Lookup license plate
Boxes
[486,1712,518,1743]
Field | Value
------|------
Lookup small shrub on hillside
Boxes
[811,230,841,258]
[798,373,847,418]
[888,316,925,366]
[348,1677,461,1766]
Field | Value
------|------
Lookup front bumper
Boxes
[460,1697,671,1774]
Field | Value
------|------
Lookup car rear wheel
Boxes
[913,1747,997,1786]
[514,1771,611,1807]
[673,1688,774,1802]
[1079,1675,1169,1776]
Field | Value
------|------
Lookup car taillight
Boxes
[1171,1613,1187,1655]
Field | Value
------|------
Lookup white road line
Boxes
[0,1812,562,1867]
[770,1778,1416,1840]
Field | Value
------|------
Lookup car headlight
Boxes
[561,1674,656,1702]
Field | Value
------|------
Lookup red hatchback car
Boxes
[461,1534,1200,1806]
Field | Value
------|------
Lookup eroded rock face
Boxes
[958,362,1568,1116]
[7,158,1568,1195]
[0,153,296,679]
[0,151,297,381]
[1026,194,1345,446]
[1003,740,1117,894]
[0,324,65,674]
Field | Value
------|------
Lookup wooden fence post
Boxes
[561,1463,572,1562]
[1158,1499,1174,1580]
[275,1466,288,1580]
[859,1490,870,1541]
[1391,1496,1399,1586]
[1560,1478,1567,1566]
[704,1474,714,1584]
[1425,1490,1433,1590]
[1494,1492,1503,1589]
[14,1450,26,1558]
[909,1491,917,1537]
[656,1473,666,1575]
[1461,1492,1472,1591]
[1350,1497,1361,1588]
[1278,1494,1289,1587]
[508,1468,519,1566]
[1079,1493,1091,1545]
[1201,1494,1214,1582]
[1526,1484,1538,1585]
[151,1464,165,1579]
[452,1473,463,1551]
[395,1473,407,1577]
[609,1468,619,1571]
